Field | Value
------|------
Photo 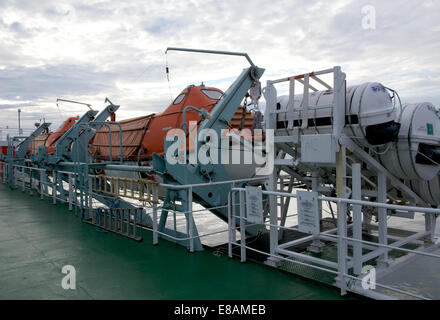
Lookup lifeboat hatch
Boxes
[365,121,401,145]
[416,143,440,165]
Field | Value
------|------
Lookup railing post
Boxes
[88,174,92,211]
[21,167,25,192]
[310,171,324,251]
[336,142,348,295]
[337,200,348,295]
[40,170,44,199]
[29,168,33,196]
[188,187,194,253]
[240,190,246,263]
[52,171,57,205]
[425,211,437,243]
[352,163,363,275]
[133,208,137,238]
[152,184,158,245]
[231,182,236,244]
[14,165,18,189]
[301,73,309,129]
[377,171,389,266]
[68,174,73,211]
[332,66,346,139]
[265,81,279,261]
[268,172,278,258]
[228,190,233,258]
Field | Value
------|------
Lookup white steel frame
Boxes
[228,186,440,300]
[258,66,440,299]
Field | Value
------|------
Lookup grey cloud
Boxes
[0,64,115,101]
[0,0,439,130]
[0,103,35,110]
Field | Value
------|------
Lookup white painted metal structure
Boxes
[257,66,440,299]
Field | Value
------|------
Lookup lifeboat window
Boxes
[201,89,223,100]
[173,93,186,105]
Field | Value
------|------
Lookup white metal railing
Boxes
[228,186,440,300]
[1,161,261,253]
[4,164,80,209]
[153,176,268,252]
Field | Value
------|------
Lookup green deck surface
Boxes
[0,183,350,300]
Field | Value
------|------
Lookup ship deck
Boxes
[0,183,353,300]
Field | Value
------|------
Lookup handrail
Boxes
[231,187,440,215]
[160,176,268,190]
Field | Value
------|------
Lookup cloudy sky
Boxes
[0,0,439,137]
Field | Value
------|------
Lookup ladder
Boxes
[87,207,143,241]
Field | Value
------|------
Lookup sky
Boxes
[0,0,439,137]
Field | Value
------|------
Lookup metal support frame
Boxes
[264,66,346,265]
[352,163,363,275]
[14,122,51,159]
[229,185,440,299]
[308,171,325,253]
[156,186,203,252]
[252,62,440,298]
[153,52,265,245]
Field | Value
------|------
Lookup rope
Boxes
[416,149,440,167]
[369,143,392,156]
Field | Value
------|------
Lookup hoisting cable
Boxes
[135,114,154,164]
[239,95,249,130]
[55,101,65,122]
[165,51,174,103]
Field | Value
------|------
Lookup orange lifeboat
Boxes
[45,116,80,155]
[91,84,255,162]
[46,117,79,148]
[28,116,80,155]
[28,131,50,155]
